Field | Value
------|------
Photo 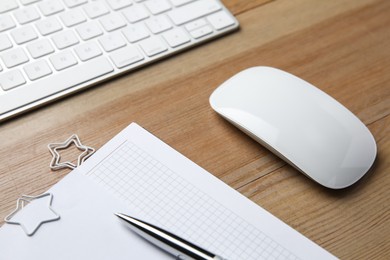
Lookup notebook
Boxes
[0,123,337,259]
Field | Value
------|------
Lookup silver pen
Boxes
[115,213,225,260]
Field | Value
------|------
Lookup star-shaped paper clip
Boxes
[48,134,95,171]
[4,193,60,236]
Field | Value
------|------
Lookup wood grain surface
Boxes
[1,0,389,259]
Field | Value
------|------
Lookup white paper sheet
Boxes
[0,123,337,259]
[0,171,172,259]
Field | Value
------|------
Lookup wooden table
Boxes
[1,0,389,258]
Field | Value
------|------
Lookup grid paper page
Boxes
[86,141,297,260]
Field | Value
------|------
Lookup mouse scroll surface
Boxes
[210,67,377,189]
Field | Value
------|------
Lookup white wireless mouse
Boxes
[209,67,377,189]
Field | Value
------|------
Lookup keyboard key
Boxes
[52,30,79,49]
[36,17,63,36]
[63,0,88,8]
[207,11,235,30]
[0,0,18,14]
[106,0,132,11]
[24,59,52,80]
[122,5,149,23]
[185,18,207,31]
[1,48,29,68]
[74,42,102,61]
[139,37,167,57]
[0,57,114,115]
[99,13,126,32]
[168,0,221,25]
[60,9,87,27]
[14,6,41,25]
[83,2,109,19]
[145,16,172,34]
[11,25,38,44]
[122,24,149,43]
[0,34,13,52]
[50,50,78,70]
[162,28,190,48]
[144,0,171,15]
[109,45,144,68]
[189,25,212,39]
[98,32,126,52]
[38,0,65,16]
[0,14,16,32]
[76,21,103,40]
[27,38,55,58]
[0,70,26,91]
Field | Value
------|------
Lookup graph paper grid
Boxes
[86,141,298,260]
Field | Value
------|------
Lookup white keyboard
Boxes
[0,0,238,121]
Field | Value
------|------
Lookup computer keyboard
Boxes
[0,0,239,121]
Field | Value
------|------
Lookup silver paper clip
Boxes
[48,134,95,170]
[4,193,60,236]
